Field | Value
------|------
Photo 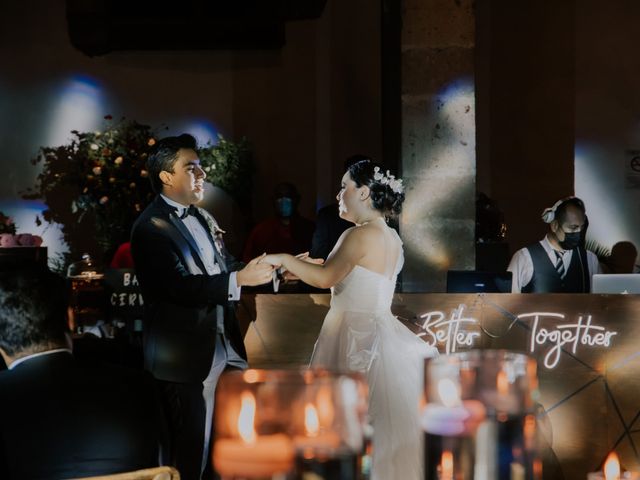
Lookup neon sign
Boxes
[416,305,481,354]
[415,305,617,369]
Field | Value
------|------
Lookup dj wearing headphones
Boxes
[507,197,601,293]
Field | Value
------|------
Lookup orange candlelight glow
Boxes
[497,370,509,396]
[316,386,335,426]
[441,450,454,480]
[604,451,620,480]
[238,391,257,444]
[304,403,320,436]
[523,414,536,450]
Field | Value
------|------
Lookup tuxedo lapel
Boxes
[155,196,226,275]
[166,214,209,275]
[194,209,228,273]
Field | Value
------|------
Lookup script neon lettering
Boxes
[517,312,617,369]
[417,305,481,354]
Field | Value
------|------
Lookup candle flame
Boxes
[441,450,454,479]
[316,386,335,426]
[604,451,620,480]
[304,403,320,436]
[438,378,461,408]
[238,391,257,443]
[497,370,509,396]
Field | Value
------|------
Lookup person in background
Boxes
[242,182,315,263]
[310,154,369,260]
[603,241,639,273]
[0,266,169,480]
[110,241,134,268]
[508,196,600,293]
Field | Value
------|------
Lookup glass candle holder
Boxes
[421,350,541,480]
[212,369,369,480]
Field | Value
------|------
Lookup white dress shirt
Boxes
[8,348,72,370]
[507,235,601,293]
[161,195,240,300]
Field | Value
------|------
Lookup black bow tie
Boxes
[179,205,198,219]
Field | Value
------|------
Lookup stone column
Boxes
[400,0,476,292]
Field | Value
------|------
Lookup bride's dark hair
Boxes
[347,160,405,216]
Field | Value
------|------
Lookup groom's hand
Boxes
[237,254,275,286]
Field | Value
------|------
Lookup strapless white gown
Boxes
[310,234,437,480]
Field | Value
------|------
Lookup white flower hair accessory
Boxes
[373,166,404,194]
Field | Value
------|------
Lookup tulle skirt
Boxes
[311,307,437,480]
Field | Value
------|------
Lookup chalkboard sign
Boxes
[103,268,144,324]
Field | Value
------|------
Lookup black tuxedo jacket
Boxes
[0,351,168,480]
[131,196,247,383]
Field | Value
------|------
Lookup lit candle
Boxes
[587,451,640,479]
[439,450,454,480]
[293,402,340,454]
[421,378,486,436]
[213,391,294,478]
[482,369,520,414]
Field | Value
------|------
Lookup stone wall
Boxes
[400,0,476,292]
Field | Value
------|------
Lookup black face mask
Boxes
[559,231,581,250]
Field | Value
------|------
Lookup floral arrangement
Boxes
[23,116,254,266]
[22,116,158,264]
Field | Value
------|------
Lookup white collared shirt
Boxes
[507,235,601,293]
[8,348,72,370]
[161,195,240,300]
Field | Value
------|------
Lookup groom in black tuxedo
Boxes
[131,134,274,480]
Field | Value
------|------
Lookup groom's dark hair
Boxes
[147,134,198,193]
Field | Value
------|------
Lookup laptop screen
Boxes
[591,274,640,294]
[446,270,513,293]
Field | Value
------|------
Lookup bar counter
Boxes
[241,292,640,479]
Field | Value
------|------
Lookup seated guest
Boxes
[0,267,169,480]
[508,196,600,292]
[242,182,315,263]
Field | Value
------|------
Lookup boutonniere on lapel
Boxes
[201,210,227,258]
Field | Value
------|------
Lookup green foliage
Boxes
[197,134,254,208]
[0,212,16,235]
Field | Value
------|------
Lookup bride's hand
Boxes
[260,253,283,268]
[295,252,324,265]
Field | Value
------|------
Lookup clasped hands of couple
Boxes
[236,252,323,287]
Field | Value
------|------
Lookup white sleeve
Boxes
[586,251,602,290]
[507,248,534,293]
[227,272,242,301]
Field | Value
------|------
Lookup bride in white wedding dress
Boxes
[261,159,437,480]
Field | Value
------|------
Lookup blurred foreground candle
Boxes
[438,450,454,480]
[422,350,541,480]
[292,370,369,480]
[214,389,294,479]
[212,369,368,480]
[587,452,640,480]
